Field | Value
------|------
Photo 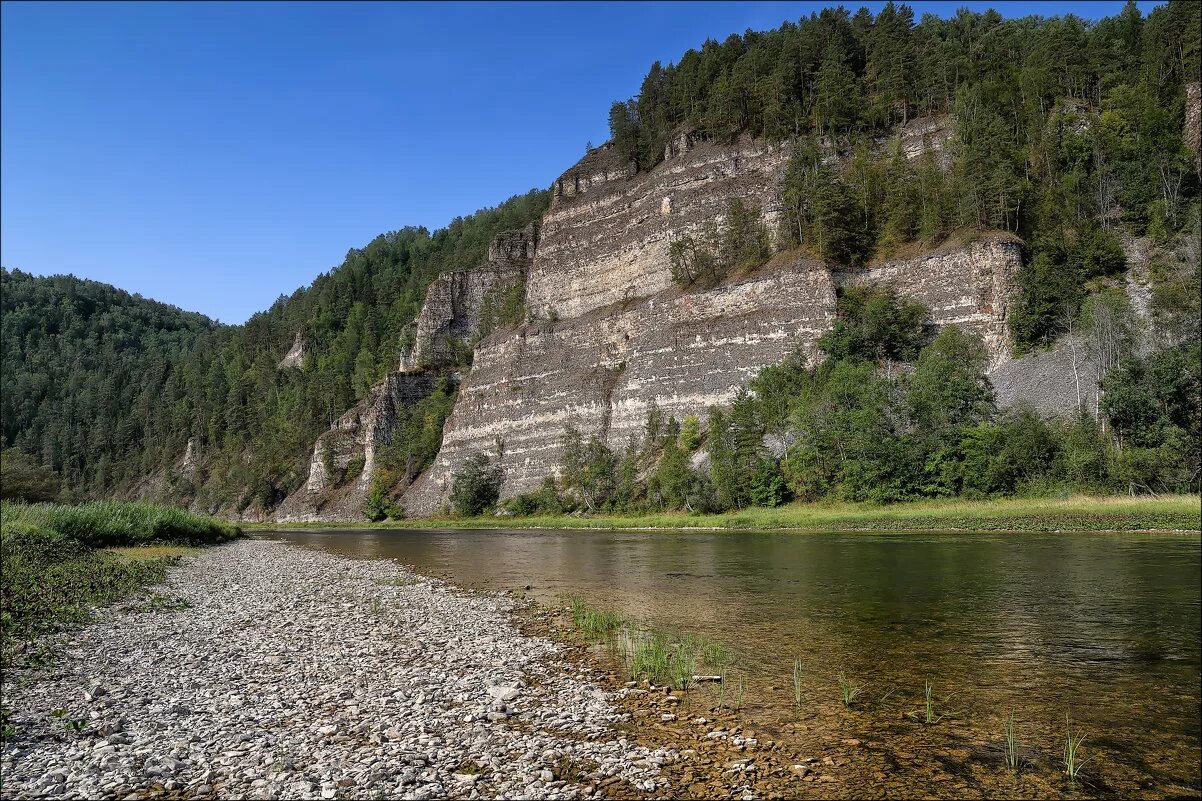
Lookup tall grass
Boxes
[792,659,804,711]
[1063,713,1086,781]
[1,500,241,547]
[306,494,1202,533]
[1,501,240,647]
[1003,712,1019,771]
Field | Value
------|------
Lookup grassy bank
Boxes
[254,494,1201,533]
[0,501,241,646]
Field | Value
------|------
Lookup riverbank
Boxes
[0,501,241,653]
[0,540,673,799]
[257,494,1201,533]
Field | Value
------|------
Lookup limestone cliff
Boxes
[400,225,536,371]
[401,128,1022,515]
[277,332,306,369]
[526,136,791,321]
[403,259,838,513]
[274,371,436,522]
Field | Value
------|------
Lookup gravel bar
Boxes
[1,539,673,799]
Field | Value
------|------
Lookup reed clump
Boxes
[1063,713,1086,781]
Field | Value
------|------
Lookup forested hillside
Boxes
[1,190,549,508]
[1,272,220,493]
[609,0,1200,348]
[2,0,1198,515]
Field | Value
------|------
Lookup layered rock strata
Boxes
[404,260,838,514]
[403,129,1023,515]
[834,234,1023,364]
[527,136,792,321]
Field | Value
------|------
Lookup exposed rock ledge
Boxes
[0,540,672,800]
[404,234,1023,515]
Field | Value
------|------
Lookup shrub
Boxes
[679,415,702,451]
[450,454,502,517]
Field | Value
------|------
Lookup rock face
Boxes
[526,136,792,322]
[275,371,437,521]
[401,123,1023,514]
[835,234,1023,365]
[872,114,953,166]
[404,260,838,513]
[277,332,306,369]
[400,226,536,372]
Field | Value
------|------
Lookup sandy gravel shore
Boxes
[0,539,672,800]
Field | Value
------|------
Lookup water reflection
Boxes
[265,528,1201,785]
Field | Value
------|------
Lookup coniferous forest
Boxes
[2,191,550,508]
[2,1,1199,513]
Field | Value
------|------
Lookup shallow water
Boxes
[265,528,1202,795]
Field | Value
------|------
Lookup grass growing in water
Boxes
[792,659,804,711]
[838,671,864,708]
[909,680,956,724]
[1063,713,1087,781]
[1004,712,1020,771]
[567,595,623,639]
[566,599,730,693]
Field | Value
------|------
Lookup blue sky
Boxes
[1,1,1160,323]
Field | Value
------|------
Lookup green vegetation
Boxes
[0,190,549,510]
[450,454,502,517]
[562,596,728,691]
[838,671,865,708]
[0,501,239,647]
[263,494,1200,533]
[610,2,1199,347]
[4,5,1198,521]
[792,659,804,711]
[1063,713,1087,781]
[1004,712,1020,771]
[465,288,1197,523]
[668,198,771,288]
[568,594,622,639]
[1,501,240,548]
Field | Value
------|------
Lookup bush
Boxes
[503,477,567,516]
[364,483,405,522]
[450,454,502,517]
[679,415,702,451]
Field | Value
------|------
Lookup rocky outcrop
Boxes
[527,136,792,322]
[835,234,1023,364]
[399,226,535,371]
[277,332,306,369]
[873,114,952,166]
[403,259,837,514]
[275,371,437,521]
[403,128,1023,515]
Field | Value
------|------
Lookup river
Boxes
[265,528,1201,797]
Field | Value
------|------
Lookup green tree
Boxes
[450,454,502,517]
